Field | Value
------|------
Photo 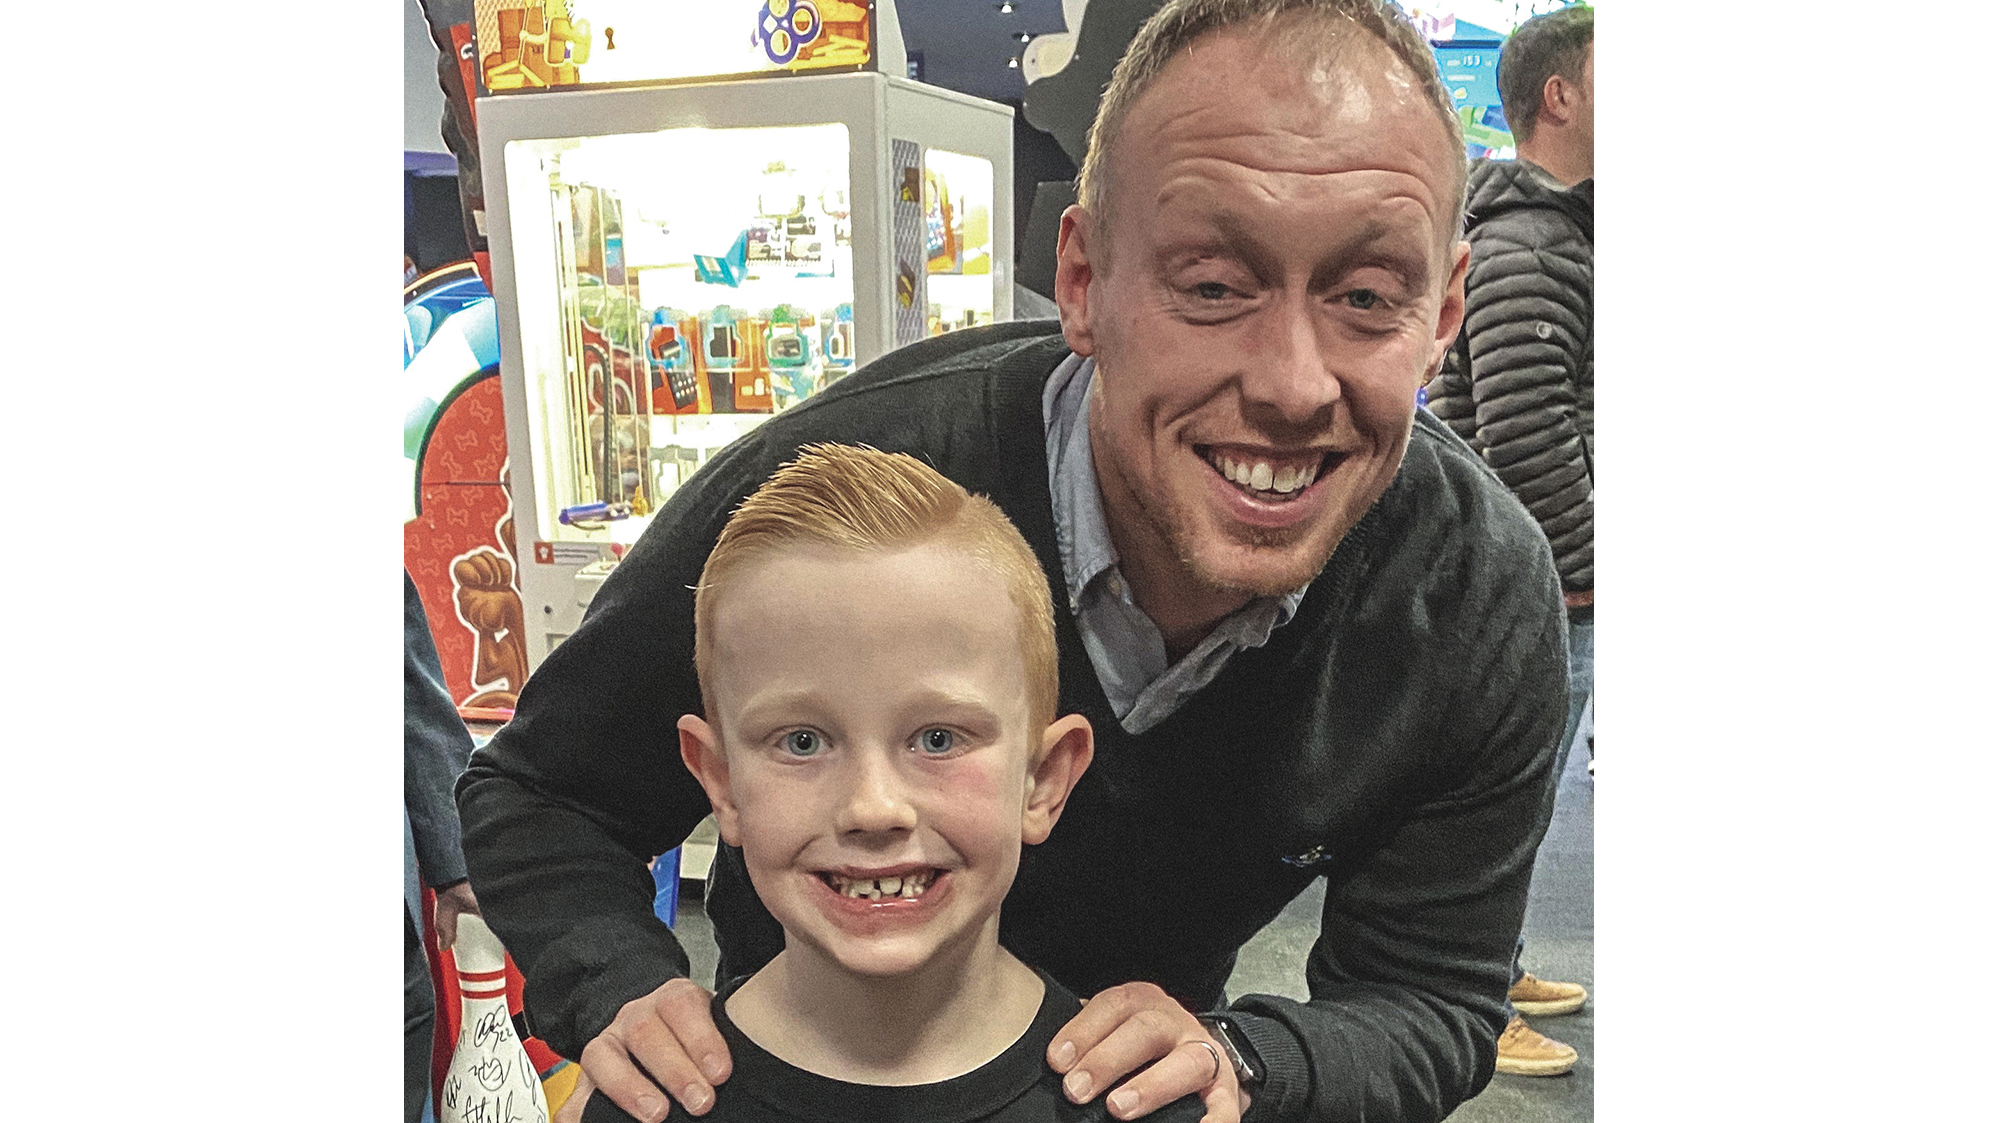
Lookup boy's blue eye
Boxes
[782,730,821,756]
[918,728,955,754]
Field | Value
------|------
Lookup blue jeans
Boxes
[1510,602,1593,990]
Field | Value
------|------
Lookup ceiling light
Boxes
[1013,32,1033,42]
[1007,54,1021,67]
[997,2,1016,13]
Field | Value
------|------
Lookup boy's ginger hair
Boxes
[693,444,1060,733]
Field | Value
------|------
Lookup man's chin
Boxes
[1187,549,1327,600]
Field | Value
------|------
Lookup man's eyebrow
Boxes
[1312,218,1434,290]
[1155,211,1280,274]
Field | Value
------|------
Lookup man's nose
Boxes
[835,748,919,835]
[1242,298,1341,428]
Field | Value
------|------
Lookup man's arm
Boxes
[1225,592,1569,1123]
[1460,230,1593,594]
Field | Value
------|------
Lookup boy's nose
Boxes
[835,749,919,835]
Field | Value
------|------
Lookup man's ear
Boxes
[1426,238,1472,379]
[678,714,742,846]
[1053,205,1098,357]
[1540,72,1573,128]
[1021,714,1094,845]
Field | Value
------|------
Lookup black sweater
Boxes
[457,321,1568,1123]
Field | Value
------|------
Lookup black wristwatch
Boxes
[1195,1012,1264,1090]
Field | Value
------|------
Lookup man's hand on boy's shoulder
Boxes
[570,977,732,1121]
[1048,982,1245,1123]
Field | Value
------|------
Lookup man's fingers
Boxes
[1047,982,1162,1074]
[579,1035,675,1123]
[612,1011,717,1116]
[656,979,732,1085]
[1060,1004,1184,1102]
[1096,1036,1236,1121]
[1195,1071,1246,1123]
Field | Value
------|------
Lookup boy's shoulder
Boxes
[579,972,1205,1123]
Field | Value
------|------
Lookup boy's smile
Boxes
[680,541,1086,981]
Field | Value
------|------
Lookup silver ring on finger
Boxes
[1190,1037,1223,1085]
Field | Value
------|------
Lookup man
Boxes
[1423,3,1595,1078]
[458,3,1569,1121]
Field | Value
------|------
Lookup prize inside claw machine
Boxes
[476,0,1012,666]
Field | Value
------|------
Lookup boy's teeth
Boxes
[832,871,932,899]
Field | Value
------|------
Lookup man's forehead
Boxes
[1133,27,1452,165]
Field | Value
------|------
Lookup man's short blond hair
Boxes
[1077,0,1468,251]
[693,444,1060,735]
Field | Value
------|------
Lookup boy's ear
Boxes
[1021,714,1094,846]
[678,714,742,846]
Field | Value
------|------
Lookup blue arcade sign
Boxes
[1433,41,1503,109]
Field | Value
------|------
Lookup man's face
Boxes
[1056,28,1468,601]
[682,543,1059,980]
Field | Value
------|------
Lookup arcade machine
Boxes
[473,0,1014,670]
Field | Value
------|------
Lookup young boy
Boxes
[583,444,1205,1122]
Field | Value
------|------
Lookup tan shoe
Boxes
[1508,971,1588,1017]
[1494,1015,1578,1077]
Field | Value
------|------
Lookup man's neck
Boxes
[726,931,1044,1085]
[1111,519,1251,662]
[1516,135,1591,187]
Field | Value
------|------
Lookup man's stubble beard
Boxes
[1131,473,1339,601]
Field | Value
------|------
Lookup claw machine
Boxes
[475,0,1013,662]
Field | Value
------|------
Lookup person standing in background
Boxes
[1423,2,1594,1078]
[407,570,484,1122]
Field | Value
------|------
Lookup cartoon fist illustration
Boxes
[453,549,529,706]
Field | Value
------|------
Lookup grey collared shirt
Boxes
[1043,353,1308,734]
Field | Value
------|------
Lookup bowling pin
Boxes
[439,914,549,1123]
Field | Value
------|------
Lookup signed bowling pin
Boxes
[439,914,548,1123]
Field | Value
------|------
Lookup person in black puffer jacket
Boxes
[1422,2,1595,1081]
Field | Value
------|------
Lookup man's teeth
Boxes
[828,871,934,899]
[1213,453,1319,495]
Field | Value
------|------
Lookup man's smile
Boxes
[1195,443,1342,503]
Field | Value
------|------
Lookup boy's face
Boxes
[680,541,1091,980]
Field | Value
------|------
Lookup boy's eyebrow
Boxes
[727,689,1010,732]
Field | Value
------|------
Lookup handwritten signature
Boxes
[469,1055,510,1091]
[472,1007,514,1049]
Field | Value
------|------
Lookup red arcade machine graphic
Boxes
[404,264,530,721]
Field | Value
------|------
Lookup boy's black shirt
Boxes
[580,970,1206,1123]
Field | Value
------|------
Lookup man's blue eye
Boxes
[782,730,821,756]
[1193,282,1234,300]
[1347,289,1380,310]
[918,728,955,754]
